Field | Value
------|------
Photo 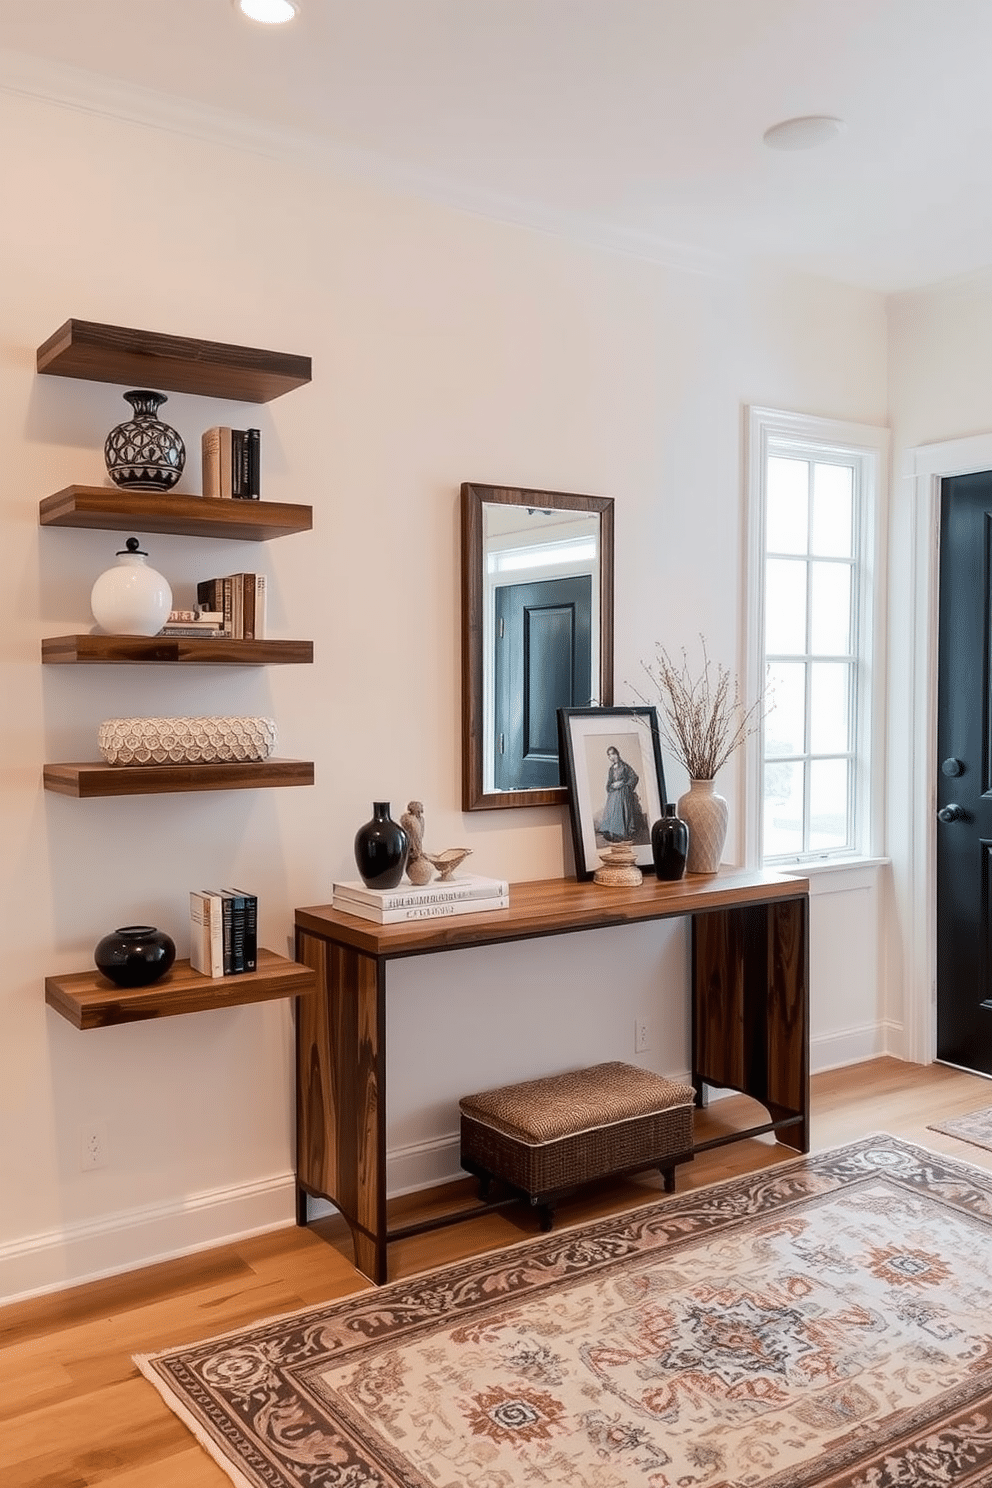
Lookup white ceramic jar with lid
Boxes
[90,536,172,636]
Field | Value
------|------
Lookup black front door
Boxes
[493,575,592,791]
[937,471,992,1075]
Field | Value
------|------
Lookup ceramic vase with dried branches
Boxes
[637,638,764,874]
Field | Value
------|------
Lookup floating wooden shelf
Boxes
[42,635,313,665]
[39,486,312,541]
[43,759,315,798]
[45,948,317,1029]
[37,320,311,403]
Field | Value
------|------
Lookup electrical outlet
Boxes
[80,1122,107,1172]
[634,1017,652,1054]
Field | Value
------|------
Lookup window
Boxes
[746,408,888,866]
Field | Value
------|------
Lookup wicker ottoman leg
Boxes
[538,1200,555,1232]
[661,1165,676,1194]
[462,1154,495,1202]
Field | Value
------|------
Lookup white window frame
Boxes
[744,407,889,869]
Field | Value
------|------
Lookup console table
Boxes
[294,867,808,1284]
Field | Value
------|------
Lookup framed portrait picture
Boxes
[557,706,667,881]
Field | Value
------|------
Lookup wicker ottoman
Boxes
[459,1061,695,1230]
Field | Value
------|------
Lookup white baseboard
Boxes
[387,1130,465,1196]
[810,1022,892,1075]
[0,1171,297,1306]
[9,1033,904,1302]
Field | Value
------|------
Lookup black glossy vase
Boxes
[651,803,689,881]
[104,389,186,492]
[354,802,409,889]
[94,925,177,987]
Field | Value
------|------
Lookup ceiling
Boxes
[3,0,992,294]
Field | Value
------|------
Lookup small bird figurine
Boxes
[401,800,434,884]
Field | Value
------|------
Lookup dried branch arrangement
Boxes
[635,636,765,780]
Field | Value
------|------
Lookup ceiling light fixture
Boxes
[762,115,846,151]
[234,0,298,24]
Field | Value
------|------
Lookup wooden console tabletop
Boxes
[295,867,809,1283]
[294,867,805,956]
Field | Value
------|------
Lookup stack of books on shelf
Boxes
[332,873,510,923]
[201,426,261,499]
[190,889,258,977]
[195,573,267,639]
[158,607,226,638]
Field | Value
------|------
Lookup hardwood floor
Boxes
[3,1056,992,1488]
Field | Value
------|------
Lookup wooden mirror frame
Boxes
[460,481,615,811]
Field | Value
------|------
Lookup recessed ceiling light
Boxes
[762,116,846,151]
[234,0,298,24]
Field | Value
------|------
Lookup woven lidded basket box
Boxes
[459,1060,695,1200]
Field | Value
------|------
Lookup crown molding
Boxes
[0,46,321,163]
[0,46,733,281]
[888,259,992,307]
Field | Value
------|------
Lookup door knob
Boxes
[937,803,966,822]
[942,758,965,777]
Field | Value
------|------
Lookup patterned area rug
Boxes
[137,1136,992,1488]
[929,1105,992,1155]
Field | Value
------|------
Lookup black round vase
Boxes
[94,925,177,987]
[354,802,409,890]
[104,389,186,492]
[651,803,689,881]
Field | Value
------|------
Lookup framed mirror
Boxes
[461,482,615,811]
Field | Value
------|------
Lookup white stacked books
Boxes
[332,872,510,923]
[189,889,224,977]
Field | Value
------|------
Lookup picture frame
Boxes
[557,706,667,881]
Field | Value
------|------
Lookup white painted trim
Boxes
[742,407,768,869]
[811,1023,890,1074]
[779,858,888,895]
[744,407,890,868]
[903,431,992,1066]
[0,1170,297,1306]
[386,1130,466,1197]
[0,46,733,279]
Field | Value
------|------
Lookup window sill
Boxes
[773,856,889,895]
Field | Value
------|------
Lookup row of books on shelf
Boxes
[197,573,267,639]
[154,573,267,640]
[190,889,258,977]
[331,873,510,924]
[202,426,261,500]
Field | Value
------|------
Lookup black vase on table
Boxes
[94,925,176,987]
[354,802,409,890]
[651,803,689,881]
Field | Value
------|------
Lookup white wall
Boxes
[0,81,889,1300]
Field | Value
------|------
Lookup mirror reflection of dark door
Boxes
[937,470,992,1076]
[494,575,592,791]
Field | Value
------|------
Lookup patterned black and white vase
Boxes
[104,389,186,492]
[354,802,409,890]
